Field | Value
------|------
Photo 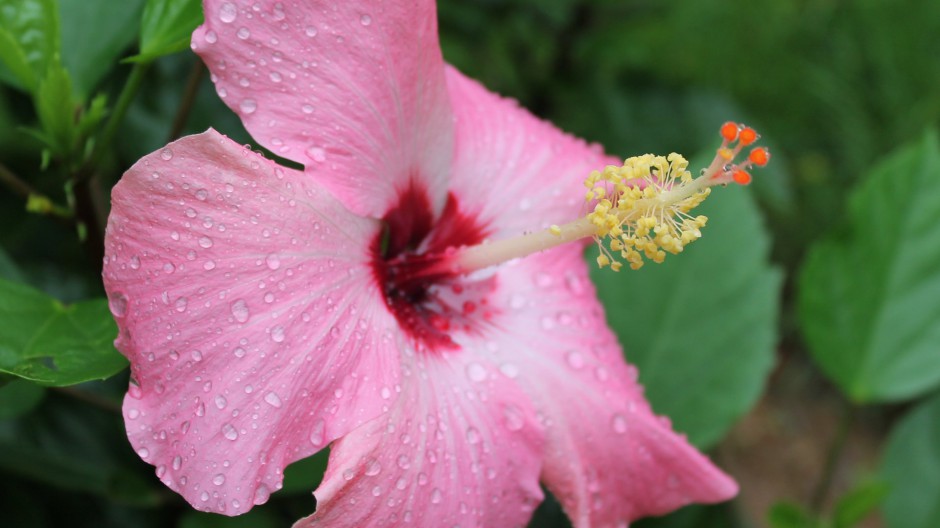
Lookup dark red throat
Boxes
[372,183,489,352]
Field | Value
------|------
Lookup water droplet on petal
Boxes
[304,25,318,37]
[215,395,227,409]
[137,447,150,458]
[306,146,326,162]
[213,473,226,485]
[396,454,410,469]
[611,413,628,434]
[198,236,213,248]
[236,27,250,39]
[174,297,188,312]
[430,488,443,504]
[466,427,481,444]
[270,326,285,343]
[253,484,270,505]
[129,256,141,269]
[204,260,216,271]
[219,2,237,23]
[466,362,487,383]
[109,293,128,317]
[205,30,218,44]
[239,98,257,114]
[264,391,282,408]
[222,423,239,441]
[301,104,314,114]
[503,404,525,431]
[359,14,372,26]
[364,458,381,476]
[565,350,585,370]
[160,148,173,160]
[309,418,325,446]
[230,299,250,323]
[499,363,519,379]
[172,455,182,470]
[265,253,281,270]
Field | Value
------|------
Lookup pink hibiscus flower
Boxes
[103,1,743,526]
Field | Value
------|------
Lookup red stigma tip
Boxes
[720,122,739,142]
[738,127,758,146]
[749,147,770,166]
[732,170,752,185]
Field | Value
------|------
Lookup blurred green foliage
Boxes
[1,0,939,527]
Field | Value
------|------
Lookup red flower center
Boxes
[372,183,491,352]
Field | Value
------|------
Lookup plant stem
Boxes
[81,61,151,181]
[0,162,36,198]
[166,59,205,142]
[810,400,855,514]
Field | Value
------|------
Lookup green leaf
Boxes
[833,479,888,528]
[0,278,127,386]
[129,0,203,63]
[798,131,940,402]
[767,502,818,528]
[34,63,77,158]
[0,0,60,93]
[0,245,24,283]
[58,0,144,98]
[881,392,940,528]
[0,378,46,419]
[178,509,278,528]
[590,183,781,448]
[279,448,329,495]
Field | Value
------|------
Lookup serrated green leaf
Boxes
[833,479,888,528]
[59,0,144,98]
[0,278,126,386]
[881,392,940,528]
[798,131,940,402]
[0,0,60,93]
[128,0,203,63]
[590,183,781,448]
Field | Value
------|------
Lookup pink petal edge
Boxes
[484,247,738,526]
[294,349,544,528]
[104,129,402,514]
[193,0,454,218]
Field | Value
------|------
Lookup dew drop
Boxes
[430,488,443,504]
[137,447,150,458]
[219,2,237,23]
[215,395,227,409]
[264,391,282,408]
[265,253,281,270]
[172,455,182,470]
[304,25,318,37]
[205,30,218,44]
[499,363,519,379]
[466,362,487,383]
[309,418,326,446]
[565,350,585,370]
[359,14,372,26]
[306,146,326,162]
[174,297,188,312]
[204,260,216,271]
[364,458,381,476]
[466,427,481,444]
[611,413,628,434]
[253,484,270,505]
[213,474,226,485]
[222,423,239,441]
[200,491,210,502]
[396,454,410,469]
[129,256,141,269]
[270,326,286,343]
[503,404,525,431]
[160,148,173,160]
[239,98,257,114]
[163,262,176,274]
[236,27,250,39]
[301,103,314,114]
[109,293,128,317]
[230,299,250,323]
[198,236,213,248]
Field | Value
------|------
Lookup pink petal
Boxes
[103,129,401,515]
[293,352,544,527]
[486,247,738,526]
[445,67,620,238]
[193,1,453,218]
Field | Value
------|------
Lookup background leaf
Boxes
[0,278,126,386]
[130,0,203,63]
[0,0,60,92]
[591,182,781,448]
[798,131,940,402]
[881,392,940,528]
[59,0,145,98]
